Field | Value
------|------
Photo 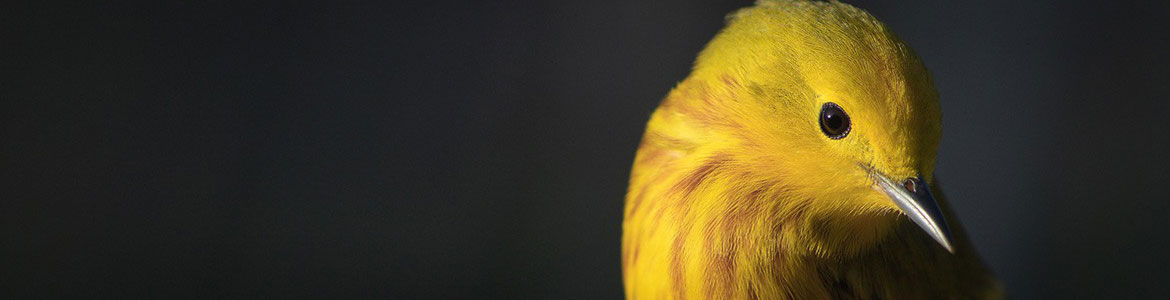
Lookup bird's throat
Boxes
[792,211,901,259]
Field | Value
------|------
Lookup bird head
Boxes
[648,1,950,258]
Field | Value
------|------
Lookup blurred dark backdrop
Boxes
[4,0,1169,298]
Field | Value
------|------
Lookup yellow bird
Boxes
[621,1,1002,299]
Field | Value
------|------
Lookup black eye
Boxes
[819,102,851,139]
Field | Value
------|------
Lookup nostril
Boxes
[902,178,918,193]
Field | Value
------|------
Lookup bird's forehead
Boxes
[796,39,925,127]
[706,0,926,106]
[694,0,941,145]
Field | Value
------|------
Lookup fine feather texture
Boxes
[621,1,1002,299]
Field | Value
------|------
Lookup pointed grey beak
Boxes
[870,171,955,253]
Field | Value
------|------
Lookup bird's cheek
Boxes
[866,187,904,213]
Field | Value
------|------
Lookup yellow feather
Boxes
[622,1,1002,299]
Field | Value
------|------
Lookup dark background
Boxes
[5,0,1169,298]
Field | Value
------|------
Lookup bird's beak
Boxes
[869,169,955,253]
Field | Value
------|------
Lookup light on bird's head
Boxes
[814,100,953,253]
[805,92,953,254]
[655,0,952,257]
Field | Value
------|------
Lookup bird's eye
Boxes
[819,102,851,139]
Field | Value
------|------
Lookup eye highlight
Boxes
[819,102,851,139]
